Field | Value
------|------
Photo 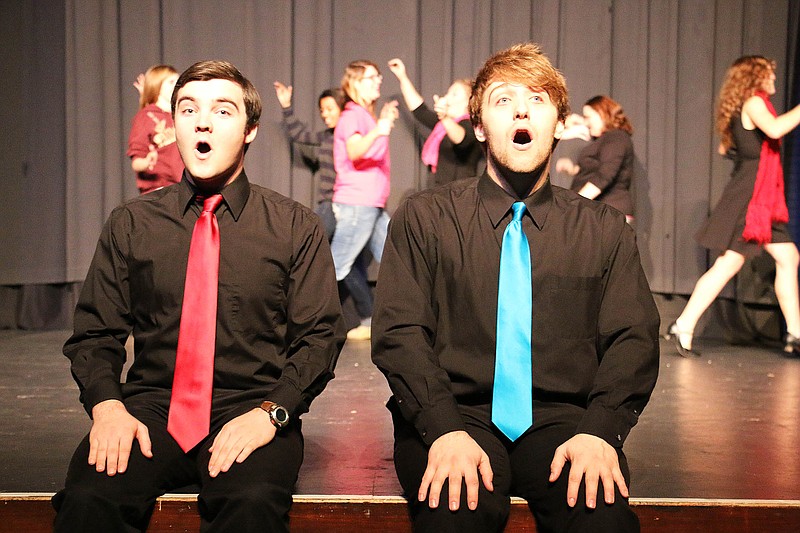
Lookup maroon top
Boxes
[127,104,184,194]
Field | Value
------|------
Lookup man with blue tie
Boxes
[372,43,660,533]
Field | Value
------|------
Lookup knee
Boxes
[53,484,153,532]
[200,481,292,525]
[409,482,509,533]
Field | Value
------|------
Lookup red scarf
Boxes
[742,91,789,244]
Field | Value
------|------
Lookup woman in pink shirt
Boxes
[332,60,398,340]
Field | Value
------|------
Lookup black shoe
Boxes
[663,321,701,357]
[784,334,800,357]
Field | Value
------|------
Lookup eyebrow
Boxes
[176,95,241,109]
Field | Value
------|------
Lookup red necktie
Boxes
[168,194,223,452]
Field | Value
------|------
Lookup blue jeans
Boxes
[330,203,389,281]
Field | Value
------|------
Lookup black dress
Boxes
[696,117,792,257]
[569,129,635,216]
[412,103,484,187]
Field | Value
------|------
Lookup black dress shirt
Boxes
[569,128,635,216]
[372,174,659,447]
[64,173,345,420]
[412,103,484,187]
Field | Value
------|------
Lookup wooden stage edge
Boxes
[3,493,800,533]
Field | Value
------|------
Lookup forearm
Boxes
[346,128,388,162]
[397,75,424,111]
[442,117,466,144]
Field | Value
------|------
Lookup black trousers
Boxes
[391,400,640,533]
[52,400,303,533]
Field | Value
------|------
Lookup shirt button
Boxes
[616,434,622,441]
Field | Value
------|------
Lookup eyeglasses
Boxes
[362,74,383,83]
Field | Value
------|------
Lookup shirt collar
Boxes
[477,172,553,230]
[179,170,250,221]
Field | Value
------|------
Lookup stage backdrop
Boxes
[0,0,798,327]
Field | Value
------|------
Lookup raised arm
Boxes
[388,58,424,111]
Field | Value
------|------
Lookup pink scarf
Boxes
[742,91,789,244]
[421,113,470,173]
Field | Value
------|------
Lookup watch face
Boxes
[273,406,289,425]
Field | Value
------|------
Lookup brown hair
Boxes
[469,43,569,128]
[341,60,380,112]
[171,60,262,133]
[716,55,776,151]
[584,95,633,135]
[139,64,178,109]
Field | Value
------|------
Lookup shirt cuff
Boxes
[84,382,124,417]
[575,404,637,448]
[414,398,466,446]
[265,380,304,416]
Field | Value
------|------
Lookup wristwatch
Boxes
[259,401,290,429]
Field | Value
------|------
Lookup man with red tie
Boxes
[54,60,345,532]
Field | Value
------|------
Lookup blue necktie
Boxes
[492,201,533,441]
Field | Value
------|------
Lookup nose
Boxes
[514,100,530,120]
[195,111,211,132]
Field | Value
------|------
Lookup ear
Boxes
[474,124,485,142]
[554,120,565,140]
[245,125,259,144]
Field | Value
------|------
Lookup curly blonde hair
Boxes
[716,55,776,151]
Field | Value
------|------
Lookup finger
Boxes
[549,449,566,482]
[116,437,132,474]
[105,437,120,476]
[208,432,228,476]
[447,472,463,511]
[478,453,494,492]
[427,472,445,509]
[87,434,98,467]
[418,464,435,502]
[566,467,584,508]
[138,424,153,458]
[583,468,599,509]
[94,438,108,473]
[464,466,480,511]
[235,440,257,464]
[612,466,629,500]
[602,469,617,505]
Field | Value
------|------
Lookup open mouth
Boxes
[196,141,211,154]
[512,129,532,145]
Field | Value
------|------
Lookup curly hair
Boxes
[716,55,776,151]
[584,95,633,135]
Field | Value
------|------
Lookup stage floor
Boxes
[1,329,799,501]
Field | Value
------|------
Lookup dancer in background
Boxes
[273,81,373,333]
[128,64,183,194]
[273,82,344,237]
[666,55,800,357]
[551,113,591,189]
[332,60,398,341]
[566,95,636,222]
[387,58,483,187]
